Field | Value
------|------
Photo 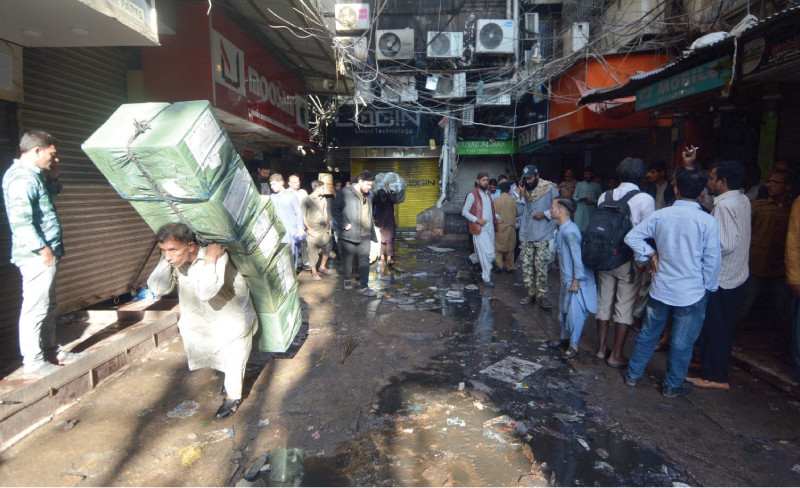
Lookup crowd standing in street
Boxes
[147,222,257,419]
[2,130,83,378]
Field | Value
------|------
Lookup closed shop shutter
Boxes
[0,47,160,360]
[351,158,439,229]
[452,156,509,203]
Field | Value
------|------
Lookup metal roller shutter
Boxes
[351,158,440,229]
[452,157,509,203]
[0,47,160,360]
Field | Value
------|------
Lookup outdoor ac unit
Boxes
[335,36,368,61]
[335,3,370,32]
[427,31,463,58]
[523,13,540,38]
[475,19,515,54]
[375,29,415,61]
[476,90,511,106]
[381,76,418,102]
[566,22,589,52]
[432,72,466,98]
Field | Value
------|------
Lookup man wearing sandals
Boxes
[148,223,257,419]
[332,171,378,296]
[302,180,334,280]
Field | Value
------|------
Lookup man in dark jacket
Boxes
[643,160,675,210]
[332,171,378,296]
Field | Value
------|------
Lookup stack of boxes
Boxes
[82,101,301,352]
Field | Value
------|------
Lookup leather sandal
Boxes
[215,398,241,419]
[519,295,535,305]
[563,347,579,360]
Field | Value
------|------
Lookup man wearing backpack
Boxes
[515,164,559,309]
[587,158,655,368]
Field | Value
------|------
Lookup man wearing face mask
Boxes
[516,164,559,309]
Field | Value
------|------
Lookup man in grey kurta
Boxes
[515,164,559,309]
[148,223,257,419]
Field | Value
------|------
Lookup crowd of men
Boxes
[463,148,800,398]
[4,128,798,417]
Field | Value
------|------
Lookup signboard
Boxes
[740,17,800,82]
[457,140,517,155]
[333,105,443,147]
[635,57,731,111]
[211,9,309,144]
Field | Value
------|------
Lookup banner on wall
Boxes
[333,104,443,147]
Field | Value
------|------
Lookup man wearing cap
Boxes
[516,164,559,309]
[462,171,499,287]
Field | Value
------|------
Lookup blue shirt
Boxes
[624,200,721,307]
[271,190,304,243]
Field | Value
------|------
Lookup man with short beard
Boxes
[332,171,378,296]
[462,172,499,287]
[515,165,559,309]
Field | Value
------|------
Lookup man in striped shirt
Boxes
[2,130,82,377]
[689,160,751,390]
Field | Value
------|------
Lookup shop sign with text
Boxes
[635,57,731,110]
[457,140,517,155]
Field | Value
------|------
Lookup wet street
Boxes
[2,237,800,486]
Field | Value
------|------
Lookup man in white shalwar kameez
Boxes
[148,222,257,419]
[462,171,500,287]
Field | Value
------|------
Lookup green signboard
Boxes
[635,57,732,111]
[457,139,517,155]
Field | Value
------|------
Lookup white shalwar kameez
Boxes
[462,190,496,284]
[148,247,257,399]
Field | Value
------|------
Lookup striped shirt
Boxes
[712,189,751,289]
[2,159,63,264]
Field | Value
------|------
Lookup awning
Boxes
[579,6,800,106]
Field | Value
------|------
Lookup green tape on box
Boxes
[253,286,302,352]
[82,100,236,201]
[128,160,261,252]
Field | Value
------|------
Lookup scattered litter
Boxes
[482,415,522,448]
[553,413,584,423]
[402,428,414,434]
[515,382,530,391]
[464,284,480,291]
[473,401,485,410]
[594,461,615,474]
[792,464,800,474]
[179,444,203,466]
[428,286,438,291]
[61,419,79,430]
[138,408,157,418]
[424,299,436,304]
[312,431,320,440]
[672,483,691,487]
[577,438,590,451]
[768,403,780,411]
[154,373,161,377]
[470,380,493,394]
[243,453,270,481]
[167,400,200,419]
[596,448,610,459]
[427,246,455,253]
[258,419,270,427]
[481,356,543,384]
[196,426,234,444]
[458,382,465,391]
[447,417,466,427]
[408,405,422,411]
[527,401,538,407]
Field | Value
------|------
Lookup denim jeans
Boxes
[626,293,709,388]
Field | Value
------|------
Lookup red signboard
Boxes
[142,2,309,144]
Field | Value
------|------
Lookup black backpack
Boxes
[581,190,640,271]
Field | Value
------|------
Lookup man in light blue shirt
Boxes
[622,169,721,399]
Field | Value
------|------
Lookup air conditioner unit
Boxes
[381,76,418,102]
[335,3,370,32]
[476,90,511,106]
[375,29,415,61]
[432,72,466,98]
[565,22,589,53]
[335,36,368,61]
[524,13,540,38]
[427,32,463,58]
[475,19,515,54]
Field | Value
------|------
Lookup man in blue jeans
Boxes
[622,169,721,398]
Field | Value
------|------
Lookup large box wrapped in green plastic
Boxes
[253,286,302,353]
[128,160,262,253]
[82,101,236,201]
